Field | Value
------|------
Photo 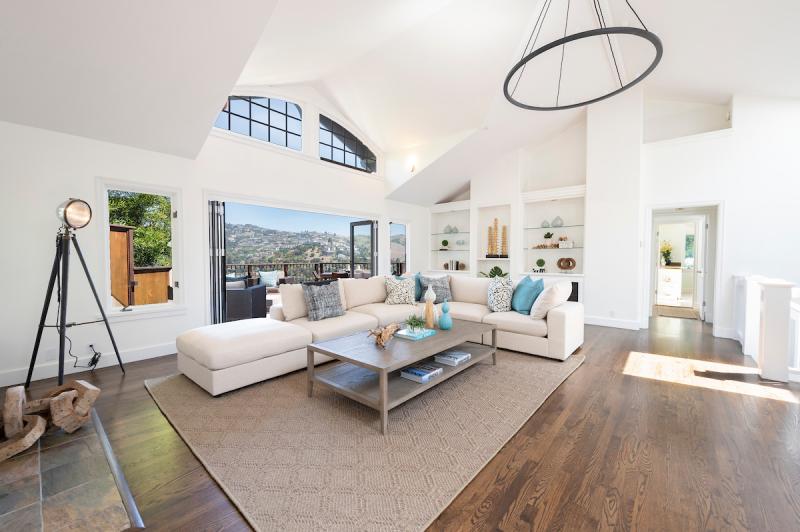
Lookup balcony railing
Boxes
[226,262,406,282]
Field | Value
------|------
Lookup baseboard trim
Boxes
[712,326,738,340]
[584,316,641,330]
[789,368,800,383]
[0,341,176,387]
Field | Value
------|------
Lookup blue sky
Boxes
[226,202,361,237]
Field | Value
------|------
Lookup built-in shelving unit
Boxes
[477,203,512,276]
[430,201,470,273]
[522,186,585,275]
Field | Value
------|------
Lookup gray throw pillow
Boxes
[487,277,513,312]
[418,275,451,304]
[302,282,344,321]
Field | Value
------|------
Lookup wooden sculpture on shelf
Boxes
[368,323,401,349]
[0,380,100,462]
[500,225,508,257]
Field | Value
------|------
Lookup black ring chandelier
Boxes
[503,0,662,111]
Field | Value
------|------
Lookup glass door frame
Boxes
[350,220,378,276]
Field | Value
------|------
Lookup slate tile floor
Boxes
[0,418,130,531]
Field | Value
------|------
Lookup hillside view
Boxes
[226,223,373,265]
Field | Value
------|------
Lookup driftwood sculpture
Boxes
[0,380,100,462]
[368,323,401,349]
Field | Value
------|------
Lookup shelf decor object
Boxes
[557,257,577,271]
[551,216,564,228]
[500,225,508,258]
[503,0,662,111]
[541,220,550,228]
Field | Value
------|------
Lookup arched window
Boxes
[214,96,302,151]
[319,115,376,173]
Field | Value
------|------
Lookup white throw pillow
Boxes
[278,283,308,321]
[258,270,281,287]
[385,276,415,305]
[530,281,572,319]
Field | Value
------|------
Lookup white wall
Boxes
[644,99,731,143]
[584,87,644,329]
[642,95,800,338]
[520,120,586,192]
[0,121,429,386]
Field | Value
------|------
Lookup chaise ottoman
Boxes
[176,318,327,396]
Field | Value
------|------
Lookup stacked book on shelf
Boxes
[396,328,437,341]
[400,363,443,384]
[434,349,471,366]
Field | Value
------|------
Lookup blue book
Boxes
[400,364,443,383]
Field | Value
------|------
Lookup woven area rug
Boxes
[145,350,584,531]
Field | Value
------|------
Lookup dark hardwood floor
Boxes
[14,317,800,531]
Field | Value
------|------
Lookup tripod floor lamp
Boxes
[26,198,125,387]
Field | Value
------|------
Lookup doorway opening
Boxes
[648,205,719,323]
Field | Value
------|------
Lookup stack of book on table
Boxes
[400,363,443,383]
[434,349,471,366]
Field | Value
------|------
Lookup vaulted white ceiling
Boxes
[1,0,797,175]
[0,1,277,157]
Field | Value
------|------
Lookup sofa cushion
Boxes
[530,281,572,319]
[385,276,415,305]
[511,276,544,315]
[340,276,387,309]
[279,283,307,320]
[177,318,312,371]
[302,282,345,321]
[350,303,418,327]
[290,311,379,342]
[483,311,548,337]
[449,276,490,305]
[419,275,451,304]
[487,277,513,312]
[258,270,282,287]
[418,301,490,323]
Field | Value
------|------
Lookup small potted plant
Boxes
[479,266,509,278]
[535,258,546,273]
[544,231,554,247]
[405,314,426,333]
[440,239,449,250]
[660,241,673,266]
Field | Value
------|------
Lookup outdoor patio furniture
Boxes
[226,284,271,321]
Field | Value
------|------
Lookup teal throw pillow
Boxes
[511,277,544,315]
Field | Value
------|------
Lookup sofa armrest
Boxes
[269,304,286,321]
[546,301,584,360]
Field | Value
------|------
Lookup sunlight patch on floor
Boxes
[623,351,799,404]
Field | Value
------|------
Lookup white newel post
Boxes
[757,280,796,382]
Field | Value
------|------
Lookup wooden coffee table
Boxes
[307,319,497,434]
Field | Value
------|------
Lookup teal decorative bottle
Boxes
[439,299,453,330]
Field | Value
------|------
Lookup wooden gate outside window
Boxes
[110,225,171,306]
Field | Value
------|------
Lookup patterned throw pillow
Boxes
[487,276,513,312]
[385,276,415,305]
[302,282,344,321]
[418,275,451,304]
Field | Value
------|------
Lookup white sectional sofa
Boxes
[177,274,583,395]
[273,275,583,361]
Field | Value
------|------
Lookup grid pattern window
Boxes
[214,96,302,151]
[319,115,376,173]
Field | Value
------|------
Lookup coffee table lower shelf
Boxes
[310,342,495,430]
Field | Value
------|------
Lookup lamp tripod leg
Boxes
[26,235,63,388]
[57,232,70,385]
[71,234,126,375]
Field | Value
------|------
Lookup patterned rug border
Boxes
[145,352,585,531]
